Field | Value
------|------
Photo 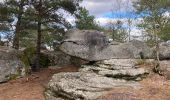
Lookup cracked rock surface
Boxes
[45,72,140,100]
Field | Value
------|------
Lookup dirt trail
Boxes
[0,66,170,100]
[99,74,170,100]
[0,66,79,100]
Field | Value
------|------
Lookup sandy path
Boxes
[0,66,170,100]
[0,66,79,100]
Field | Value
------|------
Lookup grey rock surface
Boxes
[42,50,72,66]
[45,72,140,100]
[159,45,170,60]
[60,30,153,61]
[80,59,150,80]
[0,47,25,83]
[42,50,88,67]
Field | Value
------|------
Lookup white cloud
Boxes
[81,0,136,17]
[95,17,143,38]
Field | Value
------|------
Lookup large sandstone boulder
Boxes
[45,72,140,100]
[60,30,153,61]
[151,42,170,60]
[159,45,170,60]
[0,47,25,83]
[80,59,151,80]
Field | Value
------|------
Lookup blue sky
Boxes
[79,0,143,38]
[103,11,138,19]
[79,0,140,26]
[81,0,136,18]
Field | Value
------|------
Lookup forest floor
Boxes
[0,66,170,100]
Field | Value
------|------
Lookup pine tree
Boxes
[0,2,13,39]
[76,7,102,30]
[3,0,29,49]
[133,0,170,75]
[26,0,82,70]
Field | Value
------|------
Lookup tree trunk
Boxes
[12,17,21,50]
[128,19,131,42]
[155,34,161,73]
[12,1,24,50]
[35,21,41,71]
[35,0,42,71]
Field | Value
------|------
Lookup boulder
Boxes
[42,50,88,67]
[60,30,153,61]
[152,43,170,60]
[0,47,25,83]
[80,59,151,80]
[159,45,170,60]
[42,50,72,66]
[45,72,140,100]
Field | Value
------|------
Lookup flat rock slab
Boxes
[80,59,151,81]
[45,72,140,100]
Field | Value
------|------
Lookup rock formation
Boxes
[45,72,140,100]
[0,47,25,83]
[45,29,170,100]
[60,30,153,61]
[80,59,151,81]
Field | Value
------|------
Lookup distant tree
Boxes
[108,0,128,42]
[160,22,170,41]
[125,0,136,41]
[76,7,102,30]
[1,0,29,49]
[0,2,15,46]
[108,20,127,42]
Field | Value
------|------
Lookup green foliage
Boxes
[0,0,82,69]
[159,23,170,41]
[145,38,156,47]
[39,53,50,68]
[133,0,170,41]
[76,7,102,30]
[134,0,170,74]
[19,52,30,67]
[5,74,19,80]
[0,3,13,31]
[21,46,50,68]
[29,0,82,69]
[19,30,37,48]
[0,0,82,49]
[109,20,127,42]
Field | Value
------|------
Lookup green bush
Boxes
[20,46,50,69]
[39,53,50,68]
